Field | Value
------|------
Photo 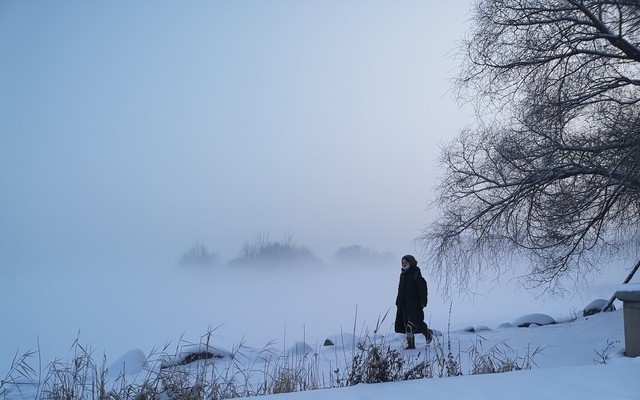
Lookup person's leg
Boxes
[394,307,405,334]
[405,323,416,349]
[406,335,415,349]
[402,308,416,349]
[409,307,432,345]
[424,328,432,344]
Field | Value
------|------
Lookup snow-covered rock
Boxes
[322,333,361,349]
[583,299,615,317]
[461,325,491,333]
[108,349,147,379]
[160,343,233,368]
[512,313,556,328]
[286,341,313,356]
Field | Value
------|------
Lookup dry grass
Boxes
[1,322,543,400]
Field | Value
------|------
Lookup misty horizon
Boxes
[0,2,477,271]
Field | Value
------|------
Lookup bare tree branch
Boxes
[420,0,640,296]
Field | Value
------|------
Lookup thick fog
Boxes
[1,1,472,266]
[0,1,632,373]
[1,255,624,372]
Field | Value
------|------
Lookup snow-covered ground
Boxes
[2,295,639,399]
[242,360,640,400]
[2,262,640,399]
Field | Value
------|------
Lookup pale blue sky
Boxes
[0,1,473,265]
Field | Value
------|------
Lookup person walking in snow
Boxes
[395,255,432,349]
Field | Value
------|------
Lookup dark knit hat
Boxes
[401,255,417,267]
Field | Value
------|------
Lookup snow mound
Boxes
[583,299,615,317]
[286,341,313,356]
[108,349,147,379]
[512,313,556,327]
[160,343,233,368]
[460,325,491,333]
[322,333,361,349]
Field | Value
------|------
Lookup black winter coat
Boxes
[394,265,429,334]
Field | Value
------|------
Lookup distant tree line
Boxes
[179,234,396,268]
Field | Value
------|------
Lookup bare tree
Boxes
[230,232,321,267]
[420,0,640,295]
[180,242,217,266]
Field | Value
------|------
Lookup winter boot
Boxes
[405,334,416,349]
[424,329,433,344]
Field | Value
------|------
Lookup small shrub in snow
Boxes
[346,341,405,384]
[593,339,620,365]
[39,341,111,400]
[271,366,303,394]
[433,338,462,377]
[468,340,542,375]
